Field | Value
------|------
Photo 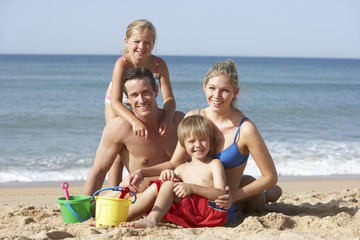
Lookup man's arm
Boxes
[83,119,126,196]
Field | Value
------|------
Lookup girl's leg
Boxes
[104,83,117,124]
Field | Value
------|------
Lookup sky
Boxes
[1,0,360,59]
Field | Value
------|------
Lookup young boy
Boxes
[120,115,228,228]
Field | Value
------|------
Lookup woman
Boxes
[122,60,282,221]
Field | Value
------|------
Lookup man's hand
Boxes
[120,170,143,193]
[215,186,233,209]
[160,169,180,182]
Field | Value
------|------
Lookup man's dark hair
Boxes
[122,67,157,96]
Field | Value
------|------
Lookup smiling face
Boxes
[124,77,158,118]
[203,74,239,112]
[184,133,211,161]
[125,31,155,60]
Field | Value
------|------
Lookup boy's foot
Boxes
[120,217,157,228]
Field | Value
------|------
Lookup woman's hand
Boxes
[215,186,233,210]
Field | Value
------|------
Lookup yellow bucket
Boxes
[92,187,136,228]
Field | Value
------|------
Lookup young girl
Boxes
[120,115,228,228]
[105,19,175,136]
[105,19,176,186]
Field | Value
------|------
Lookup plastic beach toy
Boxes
[57,182,92,224]
[119,187,130,199]
[92,186,137,227]
[61,182,70,200]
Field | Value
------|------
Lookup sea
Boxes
[1,54,360,184]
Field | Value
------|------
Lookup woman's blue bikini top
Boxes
[198,109,249,169]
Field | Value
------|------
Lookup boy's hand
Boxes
[160,170,180,182]
[173,182,192,198]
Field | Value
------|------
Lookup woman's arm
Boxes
[110,58,148,138]
[232,121,278,202]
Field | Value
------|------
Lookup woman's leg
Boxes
[240,175,282,212]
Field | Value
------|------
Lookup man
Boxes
[83,67,184,196]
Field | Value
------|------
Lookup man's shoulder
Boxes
[105,117,131,136]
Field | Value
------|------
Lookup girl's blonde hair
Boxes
[204,59,240,110]
[122,19,157,54]
[177,115,215,157]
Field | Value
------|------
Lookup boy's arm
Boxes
[180,184,227,201]
[175,159,227,201]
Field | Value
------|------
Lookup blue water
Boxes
[0,54,359,183]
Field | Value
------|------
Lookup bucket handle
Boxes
[65,202,92,222]
[91,186,137,204]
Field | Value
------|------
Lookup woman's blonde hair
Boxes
[177,115,215,157]
[122,19,157,54]
[204,59,240,110]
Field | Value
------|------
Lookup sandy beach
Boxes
[0,178,359,240]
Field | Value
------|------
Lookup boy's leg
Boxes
[126,183,159,221]
[121,181,176,228]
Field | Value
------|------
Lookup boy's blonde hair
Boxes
[177,115,215,157]
[123,19,157,54]
[204,59,240,110]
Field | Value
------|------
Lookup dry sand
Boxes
[0,178,359,240]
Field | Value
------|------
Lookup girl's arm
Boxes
[231,121,278,202]
[110,58,148,138]
[157,58,176,136]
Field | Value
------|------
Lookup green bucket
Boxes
[57,195,92,224]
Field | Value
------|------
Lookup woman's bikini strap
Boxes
[233,117,249,142]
